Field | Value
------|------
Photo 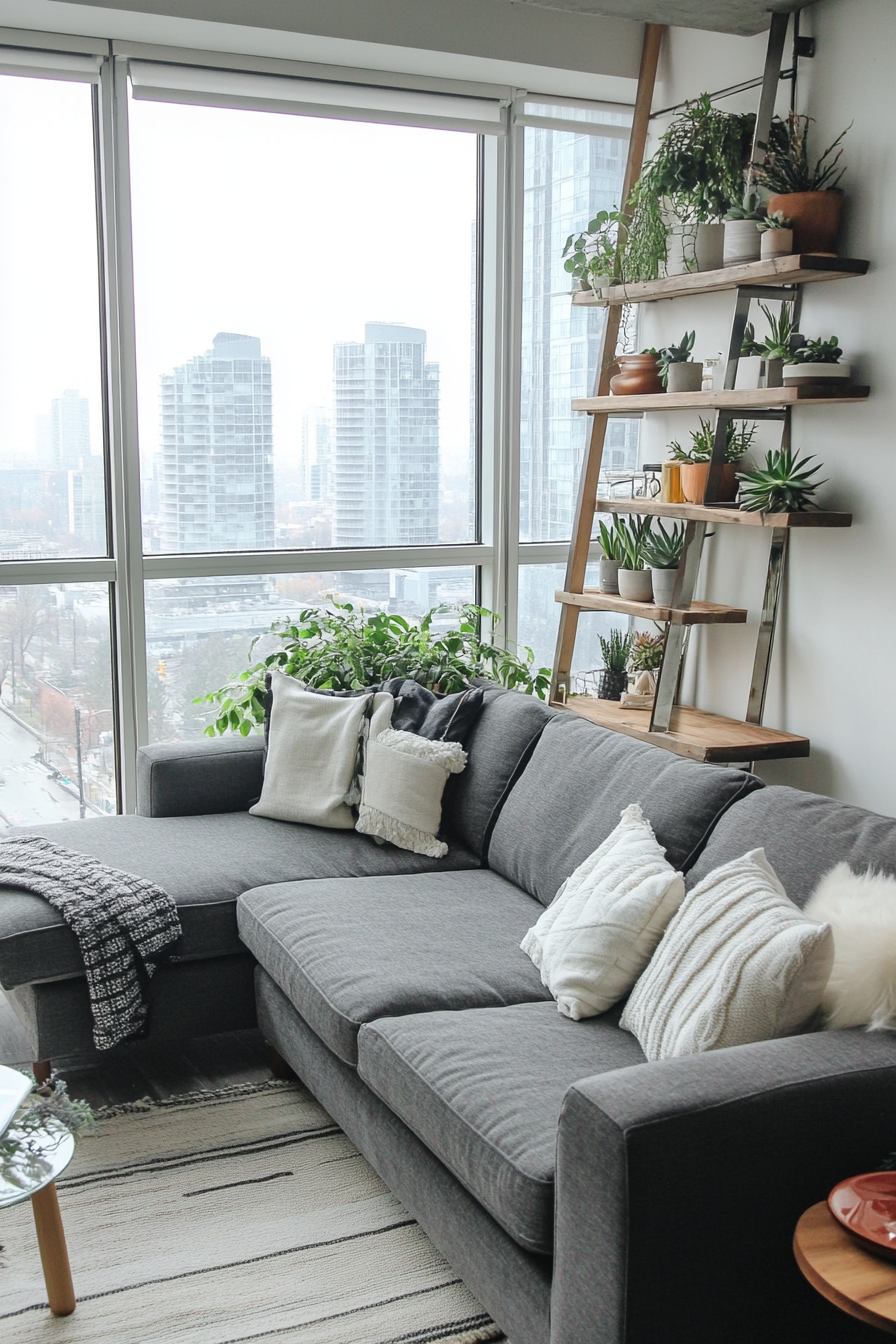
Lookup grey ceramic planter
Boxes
[666,362,704,394]
[617,568,653,603]
[599,557,620,594]
[650,566,678,607]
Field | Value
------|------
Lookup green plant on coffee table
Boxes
[642,520,685,570]
[669,417,757,464]
[598,627,634,673]
[629,630,665,671]
[562,207,628,286]
[656,330,696,387]
[615,515,653,571]
[789,336,843,365]
[723,190,767,222]
[740,322,765,358]
[198,602,551,736]
[754,112,849,195]
[757,301,802,361]
[738,447,826,513]
[758,209,792,233]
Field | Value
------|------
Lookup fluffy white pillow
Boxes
[250,673,392,828]
[520,803,685,1020]
[621,848,834,1060]
[356,729,466,858]
[804,864,896,1030]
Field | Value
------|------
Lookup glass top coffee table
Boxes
[0,1064,77,1316]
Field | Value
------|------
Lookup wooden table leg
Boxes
[31,1182,76,1316]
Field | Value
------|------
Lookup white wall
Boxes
[637,0,896,815]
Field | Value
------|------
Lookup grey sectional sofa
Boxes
[2,685,895,1343]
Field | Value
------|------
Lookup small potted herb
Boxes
[659,330,701,393]
[669,418,757,503]
[642,520,685,607]
[615,515,654,603]
[738,447,826,513]
[723,192,767,267]
[597,628,634,701]
[754,112,849,254]
[628,631,665,697]
[562,207,627,291]
[783,336,851,388]
[757,301,804,387]
[758,210,794,261]
[596,517,627,593]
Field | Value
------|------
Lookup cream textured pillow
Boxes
[804,864,896,1030]
[356,729,466,858]
[621,848,834,1060]
[250,673,391,828]
[520,803,685,1020]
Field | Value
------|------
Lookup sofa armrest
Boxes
[136,736,265,817]
[552,1030,896,1344]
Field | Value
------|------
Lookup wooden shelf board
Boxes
[594,498,851,529]
[552,696,810,763]
[557,589,747,625]
[573,385,870,414]
[572,255,870,307]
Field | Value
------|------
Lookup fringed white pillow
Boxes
[520,803,685,1020]
[804,864,896,1030]
[356,729,467,858]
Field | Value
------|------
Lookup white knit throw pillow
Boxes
[621,848,834,1061]
[804,864,896,1030]
[356,729,467,859]
[520,803,685,1020]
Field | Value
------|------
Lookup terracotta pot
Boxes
[767,191,843,254]
[610,354,664,396]
[679,462,739,504]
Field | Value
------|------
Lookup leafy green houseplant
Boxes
[643,521,684,607]
[759,210,793,232]
[783,335,851,388]
[597,516,626,594]
[198,602,551,736]
[669,419,756,505]
[723,191,767,266]
[629,631,665,670]
[596,627,634,701]
[737,447,826,513]
[615,515,654,603]
[656,330,697,390]
[754,112,850,253]
[561,208,627,290]
[790,336,843,363]
[740,322,765,358]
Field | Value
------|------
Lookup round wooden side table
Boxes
[795,1201,896,1334]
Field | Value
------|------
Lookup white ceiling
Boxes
[501,0,804,38]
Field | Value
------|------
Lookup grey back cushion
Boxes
[685,784,896,907]
[488,713,763,905]
[441,688,557,860]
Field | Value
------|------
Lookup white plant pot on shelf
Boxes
[782,362,852,386]
[723,219,762,267]
[617,569,653,603]
[760,228,793,260]
[650,567,678,607]
[695,223,724,272]
[735,355,765,390]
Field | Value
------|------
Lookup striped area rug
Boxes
[0,1080,504,1343]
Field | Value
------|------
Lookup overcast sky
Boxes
[0,73,477,477]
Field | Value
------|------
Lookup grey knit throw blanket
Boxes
[0,836,182,1051]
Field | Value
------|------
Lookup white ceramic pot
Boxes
[599,556,620,594]
[666,362,704,394]
[782,362,852,386]
[735,355,764,391]
[760,228,793,260]
[723,219,762,267]
[617,568,653,603]
[665,223,697,277]
[650,567,679,607]
[764,357,784,388]
[695,223,725,272]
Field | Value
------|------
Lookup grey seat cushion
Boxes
[358,1001,646,1255]
[489,713,763,905]
[0,814,479,989]
[237,870,552,1066]
[685,784,896,906]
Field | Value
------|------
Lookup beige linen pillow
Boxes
[356,729,466,858]
[621,848,834,1061]
[520,803,685,1020]
[250,672,391,828]
[805,864,896,1029]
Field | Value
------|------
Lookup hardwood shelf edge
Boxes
[571,255,870,307]
[573,386,870,414]
[593,498,852,528]
[556,589,747,625]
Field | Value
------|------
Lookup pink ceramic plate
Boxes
[829,1173,896,1261]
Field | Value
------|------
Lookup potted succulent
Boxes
[783,336,851,388]
[659,330,702,393]
[669,418,757,503]
[624,93,754,282]
[616,515,654,602]
[610,349,664,396]
[628,631,665,698]
[642,520,685,607]
[735,322,766,390]
[723,192,767,266]
[758,210,794,261]
[754,112,849,254]
[757,300,804,387]
[597,517,626,593]
[737,447,826,513]
[561,207,627,292]
[597,628,634,701]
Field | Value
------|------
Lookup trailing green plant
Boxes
[656,330,696,387]
[737,447,826,513]
[723,190,767,222]
[758,209,792,232]
[561,207,628,286]
[615,515,653,571]
[642,520,685,569]
[623,94,755,282]
[1,1072,94,1189]
[668,417,757,464]
[597,516,627,561]
[754,112,849,195]
[598,627,634,673]
[789,336,843,364]
[197,602,551,735]
[757,300,802,361]
[740,322,765,357]
[629,630,665,671]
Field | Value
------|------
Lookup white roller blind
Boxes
[0,47,100,82]
[129,61,505,136]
